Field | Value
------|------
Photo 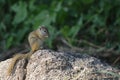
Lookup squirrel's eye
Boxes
[44,30,46,32]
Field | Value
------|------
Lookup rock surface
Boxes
[0,50,119,80]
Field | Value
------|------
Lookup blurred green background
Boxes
[0,0,120,67]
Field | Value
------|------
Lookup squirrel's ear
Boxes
[39,25,45,30]
[40,25,45,28]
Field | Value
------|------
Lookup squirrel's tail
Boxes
[7,54,25,76]
[7,52,33,76]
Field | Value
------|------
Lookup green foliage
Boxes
[0,0,120,52]
[11,1,27,24]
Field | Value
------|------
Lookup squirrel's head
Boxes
[37,25,49,39]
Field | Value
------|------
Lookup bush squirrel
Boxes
[7,25,49,76]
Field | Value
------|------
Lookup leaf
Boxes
[11,1,27,24]
[6,36,13,49]
[33,10,55,27]
[0,22,6,31]
[60,25,70,37]
[69,16,83,38]
[54,2,62,12]
[16,27,29,42]
[28,0,36,11]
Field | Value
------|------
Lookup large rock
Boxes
[0,50,119,80]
